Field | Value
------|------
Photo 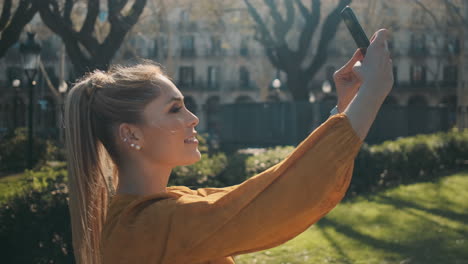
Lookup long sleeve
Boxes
[101,113,363,264]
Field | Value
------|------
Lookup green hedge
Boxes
[0,164,73,264]
[350,129,468,195]
[0,127,66,173]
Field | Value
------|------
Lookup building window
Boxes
[239,66,250,89]
[180,10,190,22]
[446,36,460,55]
[240,37,249,56]
[410,34,427,56]
[207,66,220,90]
[209,36,222,56]
[181,35,195,57]
[443,65,458,84]
[410,65,426,85]
[179,66,194,88]
[153,36,168,59]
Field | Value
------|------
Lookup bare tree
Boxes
[39,0,148,77]
[243,0,350,101]
[0,0,39,58]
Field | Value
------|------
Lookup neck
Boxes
[116,159,172,196]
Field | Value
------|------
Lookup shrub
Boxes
[349,128,468,195]
[0,170,73,264]
[245,146,295,178]
[0,128,47,172]
[169,152,228,188]
[0,127,65,173]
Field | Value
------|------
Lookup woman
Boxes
[64,29,393,264]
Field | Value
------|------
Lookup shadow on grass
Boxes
[316,216,468,263]
[376,194,468,226]
[317,225,353,264]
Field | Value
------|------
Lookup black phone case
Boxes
[340,6,370,50]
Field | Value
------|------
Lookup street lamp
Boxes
[322,80,332,94]
[308,91,316,103]
[272,78,281,90]
[20,32,41,169]
[12,79,21,129]
[269,70,282,102]
[58,81,68,144]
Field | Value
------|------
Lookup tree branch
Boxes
[443,0,468,27]
[265,46,281,70]
[0,0,12,31]
[0,0,39,58]
[265,0,293,44]
[63,0,74,26]
[81,0,99,36]
[413,0,441,28]
[305,0,350,77]
[294,0,320,60]
[99,0,147,64]
[108,0,127,17]
[243,0,275,46]
[284,0,294,31]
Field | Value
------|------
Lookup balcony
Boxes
[180,49,196,58]
[177,21,198,32]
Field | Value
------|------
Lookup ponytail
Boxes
[65,75,116,263]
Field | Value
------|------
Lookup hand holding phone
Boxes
[340,6,370,54]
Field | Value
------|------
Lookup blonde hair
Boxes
[64,63,166,263]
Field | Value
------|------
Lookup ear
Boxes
[118,123,145,146]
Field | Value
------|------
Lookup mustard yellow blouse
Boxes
[100,113,363,264]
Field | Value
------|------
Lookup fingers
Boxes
[370,28,389,48]
[340,49,364,71]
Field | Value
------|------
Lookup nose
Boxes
[187,110,199,127]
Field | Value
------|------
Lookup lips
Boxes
[184,132,198,144]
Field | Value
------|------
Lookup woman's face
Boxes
[138,76,201,167]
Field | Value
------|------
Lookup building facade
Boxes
[0,0,462,138]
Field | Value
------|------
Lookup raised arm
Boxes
[344,29,394,140]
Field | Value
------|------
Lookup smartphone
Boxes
[340,6,370,54]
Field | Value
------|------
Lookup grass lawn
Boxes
[234,171,468,264]
[0,172,27,203]
[0,162,66,204]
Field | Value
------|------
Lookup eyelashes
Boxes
[170,106,182,113]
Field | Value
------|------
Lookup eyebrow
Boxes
[167,96,184,105]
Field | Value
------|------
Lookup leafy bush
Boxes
[0,127,65,173]
[245,146,295,178]
[349,128,468,195]
[169,153,228,188]
[0,167,73,264]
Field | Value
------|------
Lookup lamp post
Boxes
[58,81,68,144]
[270,70,282,101]
[12,79,21,129]
[322,80,332,94]
[20,32,41,169]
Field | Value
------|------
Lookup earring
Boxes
[123,138,128,142]
[130,143,135,148]
[135,145,142,150]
